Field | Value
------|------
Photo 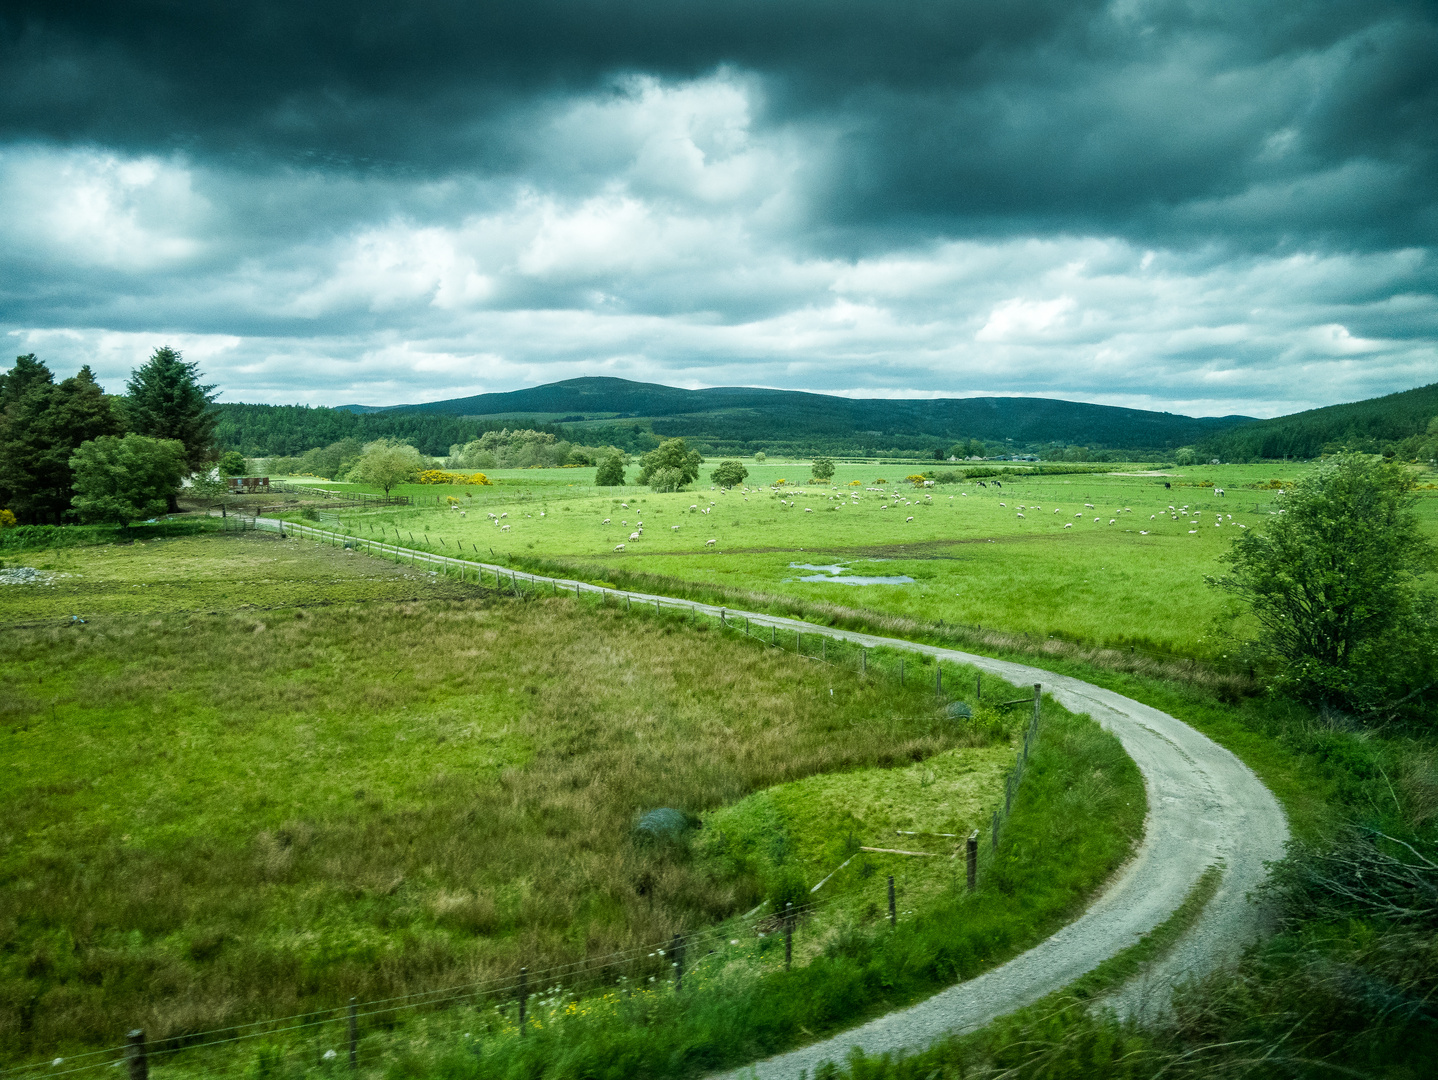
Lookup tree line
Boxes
[0,350,218,525]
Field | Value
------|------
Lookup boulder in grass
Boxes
[945,701,974,720]
[635,808,692,842]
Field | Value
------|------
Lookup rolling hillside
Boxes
[330,376,1251,455]
[1198,382,1438,461]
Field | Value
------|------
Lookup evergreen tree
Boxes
[126,347,218,470]
[0,359,121,523]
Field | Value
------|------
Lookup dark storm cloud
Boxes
[2,1,1436,414]
[3,0,1435,248]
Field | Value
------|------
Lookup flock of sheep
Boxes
[436,477,1249,554]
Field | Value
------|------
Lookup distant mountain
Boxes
[1198,382,1438,461]
[337,376,1252,453]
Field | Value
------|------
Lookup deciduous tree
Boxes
[70,435,188,524]
[595,453,626,487]
[349,439,426,495]
[636,438,702,488]
[1209,453,1437,720]
[710,460,748,488]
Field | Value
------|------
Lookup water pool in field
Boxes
[789,563,915,586]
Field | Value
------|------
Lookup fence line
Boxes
[5,514,1049,1080]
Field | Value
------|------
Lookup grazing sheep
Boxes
[1054,508,1061,514]
[805,507,814,513]
[690,504,698,510]
[1140,530,1149,535]
[1063,522,1072,528]
[705,538,716,546]
[1016,513,1025,519]
[459,511,466,517]
[1109,518,1116,524]
[501,524,511,531]
[1084,503,1094,509]
[621,503,629,508]
[1094,517,1100,523]
[671,525,680,531]
[1188,529,1198,534]
[500,512,508,518]
[906,515,914,521]
[615,543,625,551]
[999,502,1006,507]
[603,518,611,524]
[630,531,641,541]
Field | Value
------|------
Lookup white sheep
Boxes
[906,515,914,521]
[615,543,625,551]
[501,524,510,531]
[500,512,507,519]
[805,507,814,513]
[705,538,716,546]
[1016,513,1025,519]
[603,518,611,524]
[629,531,640,541]
[671,525,680,531]
[1063,522,1072,528]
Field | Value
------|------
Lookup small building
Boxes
[227,476,271,493]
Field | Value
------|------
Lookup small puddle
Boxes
[789,562,914,586]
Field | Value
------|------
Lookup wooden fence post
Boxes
[518,966,528,1036]
[126,1029,147,1080]
[966,831,978,891]
[936,663,942,697]
[672,933,685,991]
[887,875,896,926]
[784,902,793,970]
[348,996,357,1070]
[1033,683,1041,731]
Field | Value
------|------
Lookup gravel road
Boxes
[254,521,1291,1078]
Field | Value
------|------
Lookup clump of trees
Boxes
[447,428,620,470]
[1,348,218,525]
[637,438,702,491]
[810,456,835,482]
[1210,453,1437,722]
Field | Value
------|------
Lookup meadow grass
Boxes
[0,534,1143,1070]
[292,460,1438,661]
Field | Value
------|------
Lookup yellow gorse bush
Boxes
[906,474,929,486]
[417,470,493,485]
[0,508,16,528]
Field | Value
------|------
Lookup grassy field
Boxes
[0,533,1140,1068]
[280,460,1438,660]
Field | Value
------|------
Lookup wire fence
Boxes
[4,515,1049,1080]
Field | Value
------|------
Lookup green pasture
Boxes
[0,535,1142,1068]
[286,461,1438,660]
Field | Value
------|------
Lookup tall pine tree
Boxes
[126,347,218,471]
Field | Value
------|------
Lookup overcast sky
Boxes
[2,1,1435,417]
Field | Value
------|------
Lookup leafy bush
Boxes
[711,460,749,488]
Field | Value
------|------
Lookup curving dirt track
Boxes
[254,522,1290,1078]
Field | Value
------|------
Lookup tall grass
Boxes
[0,537,1003,1060]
